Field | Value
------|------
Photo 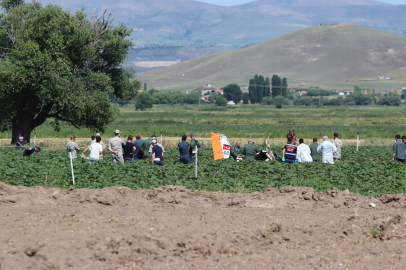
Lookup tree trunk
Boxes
[11,116,34,144]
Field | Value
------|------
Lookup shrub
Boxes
[215,96,228,106]
[261,97,273,105]
[378,96,401,106]
[275,103,283,109]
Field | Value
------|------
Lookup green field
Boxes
[1,146,405,197]
[1,104,405,144]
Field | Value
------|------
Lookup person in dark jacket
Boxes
[178,135,192,164]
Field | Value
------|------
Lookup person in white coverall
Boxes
[296,138,313,162]
[317,136,337,164]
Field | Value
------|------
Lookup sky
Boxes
[199,0,405,5]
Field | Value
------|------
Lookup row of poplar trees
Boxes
[248,74,288,103]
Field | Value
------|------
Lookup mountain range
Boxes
[136,24,406,90]
[40,0,406,46]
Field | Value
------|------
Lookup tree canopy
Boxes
[0,0,140,141]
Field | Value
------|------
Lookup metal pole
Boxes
[160,131,163,145]
[356,132,360,152]
[69,148,75,185]
[34,131,36,147]
[195,145,197,178]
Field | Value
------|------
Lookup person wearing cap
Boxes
[189,132,201,161]
[151,139,164,166]
[333,133,344,161]
[317,136,337,164]
[88,136,103,164]
[296,138,312,162]
[392,134,406,162]
[241,138,260,162]
[133,135,144,160]
[309,138,321,162]
[23,146,41,157]
[141,135,153,160]
[108,130,126,163]
[16,131,26,149]
[282,137,298,163]
[148,136,165,161]
[66,135,81,160]
[122,135,136,161]
[178,135,192,164]
[402,135,406,148]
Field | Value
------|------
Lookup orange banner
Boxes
[211,132,224,160]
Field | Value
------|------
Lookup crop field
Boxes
[1,146,404,197]
[0,105,404,143]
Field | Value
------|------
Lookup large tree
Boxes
[282,77,288,98]
[271,75,281,98]
[223,83,242,102]
[0,0,140,142]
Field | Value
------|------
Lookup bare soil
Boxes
[1,182,406,269]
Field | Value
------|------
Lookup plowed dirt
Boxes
[1,182,406,269]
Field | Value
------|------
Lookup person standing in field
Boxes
[16,131,26,149]
[95,133,106,160]
[189,132,201,161]
[141,135,153,160]
[148,136,165,161]
[230,140,242,160]
[309,138,321,162]
[392,134,406,162]
[317,136,337,164]
[333,133,344,161]
[286,130,294,144]
[88,136,103,164]
[296,138,312,162]
[66,135,80,160]
[151,139,164,166]
[108,130,126,163]
[242,138,259,162]
[402,135,406,148]
[282,137,297,163]
[178,135,192,164]
[122,135,136,162]
[133,135,144,160]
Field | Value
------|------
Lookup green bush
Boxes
[377,96,401,106]
[215,96,228,106]
[275,103,283,109]
[261,97,273,105]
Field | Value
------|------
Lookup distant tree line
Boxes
[246,74,288,104]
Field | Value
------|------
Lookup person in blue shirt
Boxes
[16,131,26,149]
[133,135,144,160]
[178,135,192,164]
[392,134,406,162]
[282,137,297,164]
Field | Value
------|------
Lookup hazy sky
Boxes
[199,0,404,5]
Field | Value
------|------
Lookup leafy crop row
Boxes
[0,146,404,197]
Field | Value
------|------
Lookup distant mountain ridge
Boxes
[136,24,406,90]
[39,0,406,46]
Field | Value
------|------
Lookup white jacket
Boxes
[297,144,313,162]
[317,141,338,164]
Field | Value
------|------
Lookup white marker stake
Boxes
[34,132,36,147]
[69,150,75,185]
[356,132,360,152]
[195,145,197,178]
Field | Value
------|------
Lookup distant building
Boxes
[296,91,307,96]
[194,87,223,95]
[227,101,236,106]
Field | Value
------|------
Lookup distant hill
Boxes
[40,0,406,46]
[136,24,406,90]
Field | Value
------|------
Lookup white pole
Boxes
[356,132,360,152]
[34,131,36,147]
[195,145,197,178]
[69,149,75,185]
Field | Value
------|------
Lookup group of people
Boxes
[281,133,344,164]
[67,131,201,166]
[14,131,41,156]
